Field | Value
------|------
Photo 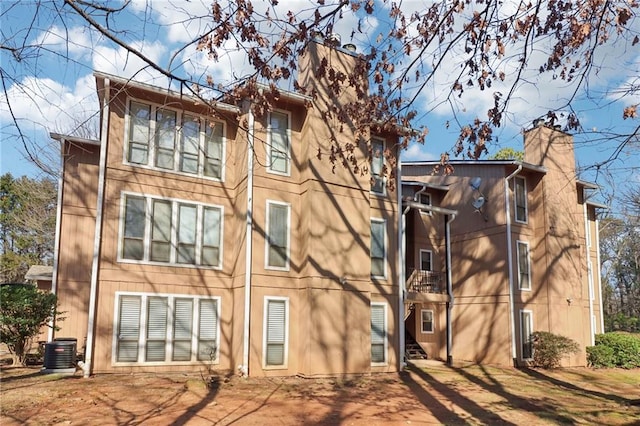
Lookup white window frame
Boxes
[265,200,291,271]
[370,218,387,279]
[262,296,289,369]
[118,191,224,269]
[420,309,434,334]
[370,137,386,195]
[112,291,221,366]
[370,302,388,366]
[266,110,292,176]
[514,176,528,223]
[123,98,226,181]
[516,240,531,291]
[418,192,432,216]
[419,249,433,272]
[519,310,533,361]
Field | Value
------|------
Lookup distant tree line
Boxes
[0,173,56,283]
[600,188,640,332]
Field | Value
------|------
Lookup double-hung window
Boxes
[267,111,290,175]
[265,201,290,269]
[371,138,385,194]
[515,176,528,222]
[125,100,224,179]
[264,297,289,368]
[421,310,434,333]
[121,193,223,268]
[371,219,386,278]
[520,310,533,360]
[418,192,432,215]
[115,292,220,364]
[370,303,387,364]
[517,241,531,290]
[420,249,432,272]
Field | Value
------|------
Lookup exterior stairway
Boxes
[405,333,428,360]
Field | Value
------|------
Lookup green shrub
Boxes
[586,345,615,368]
[531,331,580,369]
[588,332,640,369]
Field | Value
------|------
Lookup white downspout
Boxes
[48,138,66,342]
[398,161,407,371]
[583,201,595,345]
[505,164,522,366]
[595,218,604,334]
[241,106,255,377]
[445,212,456,366]
[83,78,110,378]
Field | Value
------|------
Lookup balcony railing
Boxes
[406,269,446,294]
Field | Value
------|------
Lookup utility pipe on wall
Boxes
[85,78,111,378]
[445,212,456,366]
[398,161,407,371]
[505,164,522,366]
[583,201,595,345]
[241,106,255,377]
[48,137,66,342]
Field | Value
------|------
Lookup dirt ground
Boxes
[1,361,639,425]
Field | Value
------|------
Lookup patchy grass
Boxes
[1,363,638,425]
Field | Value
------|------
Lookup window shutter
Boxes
[198,299,218,361]
[266,300,286,366]
[146,297,168,362]
[371,304,386,363]
[172,298,193,361]
[117,295,141,362]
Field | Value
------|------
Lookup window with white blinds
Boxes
[370,303,387,364]
[371,219,386,278]
[125,99,225,179]
[267,111,291,175]
[266,201,290,270]
[264,298,288,368]
[115,293,219,364]
[120,193,223,268]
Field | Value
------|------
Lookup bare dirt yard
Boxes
[1,361,639,425]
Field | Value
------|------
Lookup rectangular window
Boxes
[115,293,219,364]
[120,193,223,268]
[123,196,146,260]
[517,241,531,290]
[128,102,151,164]
[421,310,434,333]
[264,297,288,367]
[418,192,432,215]
[371,138,385,194]
[155,109,177,169]
[520,310,533,360]
[370,303,387,364]
[515,176,528,223]
[125,100,225,179]
[267,111,290,175]
[204,121,223,178]
[371,219,386,278]
[266,201,290,269]
[420,249,432,271]
[180,115,200,174]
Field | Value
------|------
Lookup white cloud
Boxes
[401,141,439,162]
[32,24,98,58]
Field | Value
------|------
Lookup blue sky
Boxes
[1,1,638,213]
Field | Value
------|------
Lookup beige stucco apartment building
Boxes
[50,41,402,377]
[401,124,606,367]
[49,39,605,377]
